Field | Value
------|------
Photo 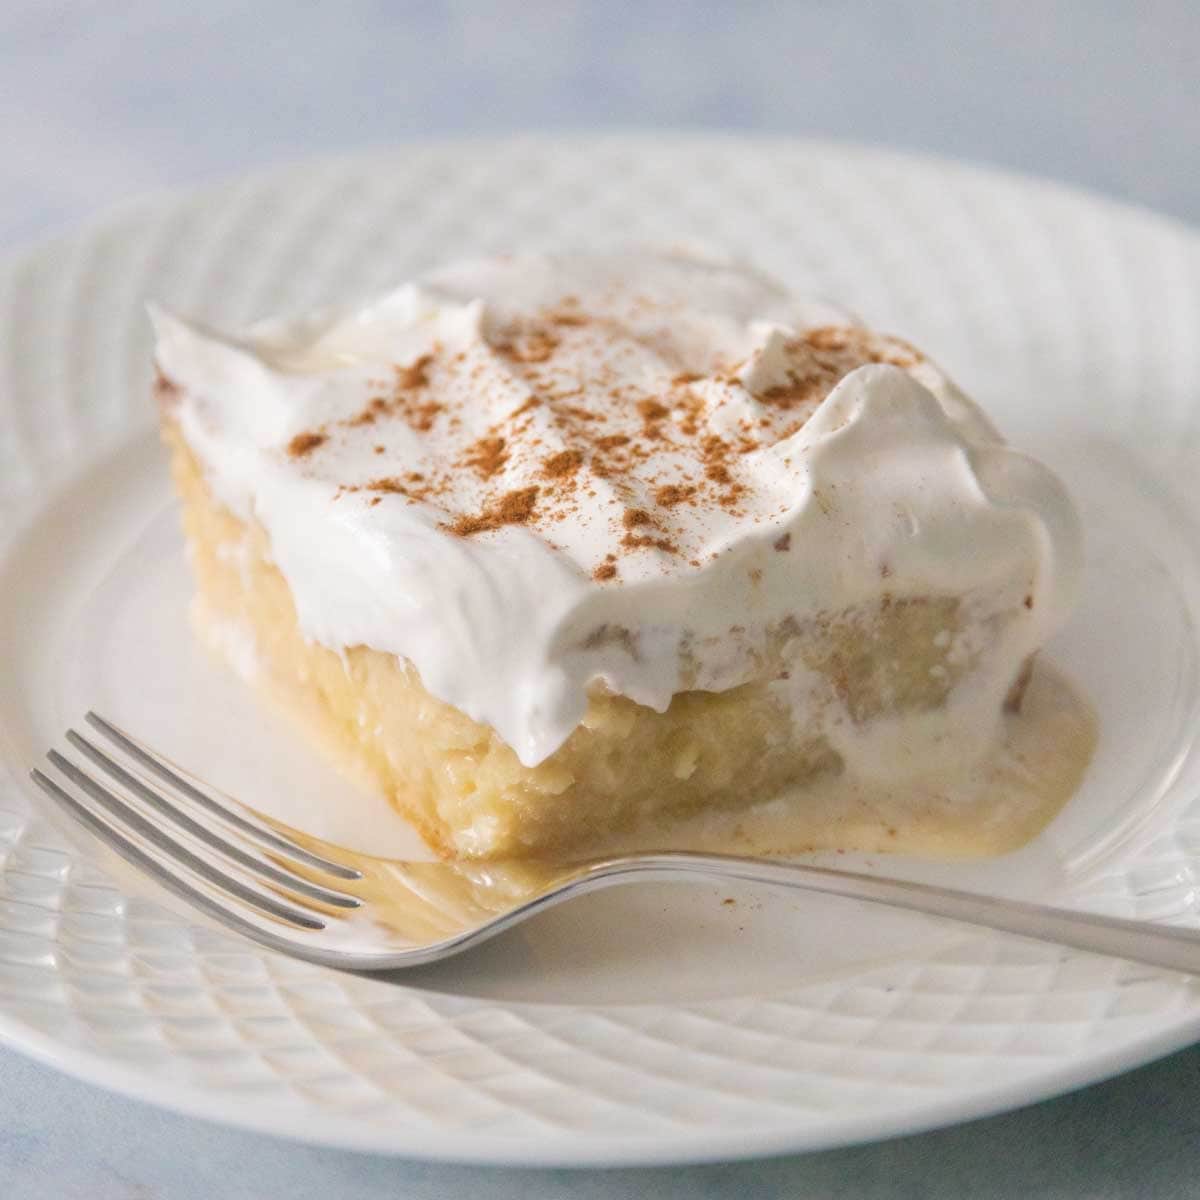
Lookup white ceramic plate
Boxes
[2,136,1200,1167]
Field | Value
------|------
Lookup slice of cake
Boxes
[152,249,1087,861]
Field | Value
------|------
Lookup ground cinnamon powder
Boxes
[287,431,327,458]
[448,486,540,536]
[285,308,911,581]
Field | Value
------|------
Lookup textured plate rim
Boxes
[3,991,1199,1166]
[11,127,1200,295]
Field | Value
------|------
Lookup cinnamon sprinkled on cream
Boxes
[267,307,912,571]
[655,484,695,508]
[403,401,442,433]
[288,308,930,569]
[367,476,409,494]
[622,531,678,554]
[169,249,1027,585]
[594,433,630,451]
[249,288,938,579]
[542,448,584,478]
[286,431,327,458]
[395,354,433,390]
[448,486,539,536]
[495,328,559,363]
[463,435,508,479]
[636,399,669,422]
[346,397,387,427]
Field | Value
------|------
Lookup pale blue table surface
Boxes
[3,3,1199,1196]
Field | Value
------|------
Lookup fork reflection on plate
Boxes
[28,713,1200,974]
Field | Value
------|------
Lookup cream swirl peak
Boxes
[152,249,1083,767]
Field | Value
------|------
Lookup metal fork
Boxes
[28,713,1200,973]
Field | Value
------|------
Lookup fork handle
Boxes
[590,854,1200,974]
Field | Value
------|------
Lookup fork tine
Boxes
[29,768,334,946]
[84,712,361,880]
[37,756,327,930]
[65,730,361,910]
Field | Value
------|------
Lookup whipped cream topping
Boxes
[153,250,1083,768]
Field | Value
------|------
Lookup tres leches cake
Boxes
[152,250,1095,862]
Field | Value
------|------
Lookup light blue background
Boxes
[4,2,1199,1195]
